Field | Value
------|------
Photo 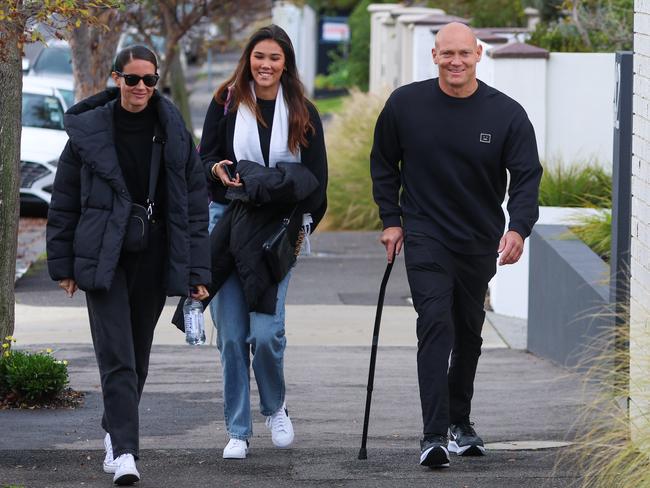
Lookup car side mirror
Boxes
[22,58,30,72]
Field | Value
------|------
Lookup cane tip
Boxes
[358,447,367,460]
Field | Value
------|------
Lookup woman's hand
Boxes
[191,285,210,301]
[211,160,242,188]
[59,278,78,298]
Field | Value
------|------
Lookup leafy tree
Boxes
[529,0,632,51]
[0,0,120,346]
[468,0,526,27]
[347,0,387,91]
[124,0,271,133]
[528,0,565,22]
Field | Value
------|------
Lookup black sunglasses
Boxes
[115,71,159,87]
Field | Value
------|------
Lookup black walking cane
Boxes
[358,251,395,460]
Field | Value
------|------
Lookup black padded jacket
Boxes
[46,88,210,295]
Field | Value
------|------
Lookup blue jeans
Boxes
[207,202,224,327]
[209,201,290,440]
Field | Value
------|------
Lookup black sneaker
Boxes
[419,435,450,468]
[448,422,486,456]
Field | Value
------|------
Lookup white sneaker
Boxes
[103,433,118,474]
[223,438,249,459]
[265,402,294,448]
[113,453,140,485]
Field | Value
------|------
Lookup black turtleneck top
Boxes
[113,100,165,210]
[257,97,275,166]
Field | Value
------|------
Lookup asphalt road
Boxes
[15,232,413,309]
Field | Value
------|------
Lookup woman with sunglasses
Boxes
[46,45,210,485]
[198,25,327,459]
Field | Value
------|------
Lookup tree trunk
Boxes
[158,4,194,135]
[69,8,124,101]
[0,22,24,342]
[169,50,194,135]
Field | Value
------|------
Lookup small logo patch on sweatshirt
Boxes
[479,133,492,144]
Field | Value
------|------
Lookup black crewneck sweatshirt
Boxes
[371,78,542,255]
[113,100,165,212]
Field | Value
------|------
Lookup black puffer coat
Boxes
[46,88,210,296]
[172,160,319,330]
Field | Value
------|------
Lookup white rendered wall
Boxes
[398,20,415,86]
[272,2,317,96]
[369,5,400,93]
[411,24,437,82]
[490,58,548,162]
[489,206,607,319]
[546,53,616,168]
[631,0,650,443]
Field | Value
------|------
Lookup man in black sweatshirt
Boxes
[370,22,542,468]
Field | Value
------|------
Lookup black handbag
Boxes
[262,206,299,283]
[123,125,165,253]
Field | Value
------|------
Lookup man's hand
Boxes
[380,226,404,263]
[59,278,78,298]
[498,230,524,266]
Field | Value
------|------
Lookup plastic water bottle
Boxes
[183,296,206,345]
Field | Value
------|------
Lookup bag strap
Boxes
[283,204,299,225]
[146,123,165,219]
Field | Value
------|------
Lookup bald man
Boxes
[370,22,542,468]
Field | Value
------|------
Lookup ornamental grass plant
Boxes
[319,88,386,231]
[539,162,612,208]
[561,307,650,487]
[570,210,612,262]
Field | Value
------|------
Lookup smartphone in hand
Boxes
[224,164,236,181]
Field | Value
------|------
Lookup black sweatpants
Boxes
[85,223,167,459]
[404,232,496,437]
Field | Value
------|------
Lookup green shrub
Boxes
[570,210,612,262]
[346,0,374,92]
[316,48,350,91]
[321,89,386,230]
[313,95,347,116]
[468,0,526,28]
[539,163,611,208]
[529,21,592,52]
[0,337,69,404]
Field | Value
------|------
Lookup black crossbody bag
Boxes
[123,125,165,253]
[262,205,299,283]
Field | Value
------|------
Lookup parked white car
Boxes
[26,39,73,80]
[20,78,69,206]
[23,74,75,110]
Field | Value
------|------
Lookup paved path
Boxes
[9,222,588,486]
[0,345,583,487]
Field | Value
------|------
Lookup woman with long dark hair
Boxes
[46,45,210,484]
[198,24,327,459]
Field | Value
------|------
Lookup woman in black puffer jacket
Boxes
[46,45,210,486]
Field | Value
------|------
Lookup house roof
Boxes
[487,42,550,59]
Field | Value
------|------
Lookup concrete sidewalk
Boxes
[2,304,585,487]
[0,343,583,487]
[4,230,586,486]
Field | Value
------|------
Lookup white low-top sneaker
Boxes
[103,433,118,474]
[223,438,249,459]
[113,453,140,486]
[265,402,294,448]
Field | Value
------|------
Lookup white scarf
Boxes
[232,82,312,253]
[233,82,301,167]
